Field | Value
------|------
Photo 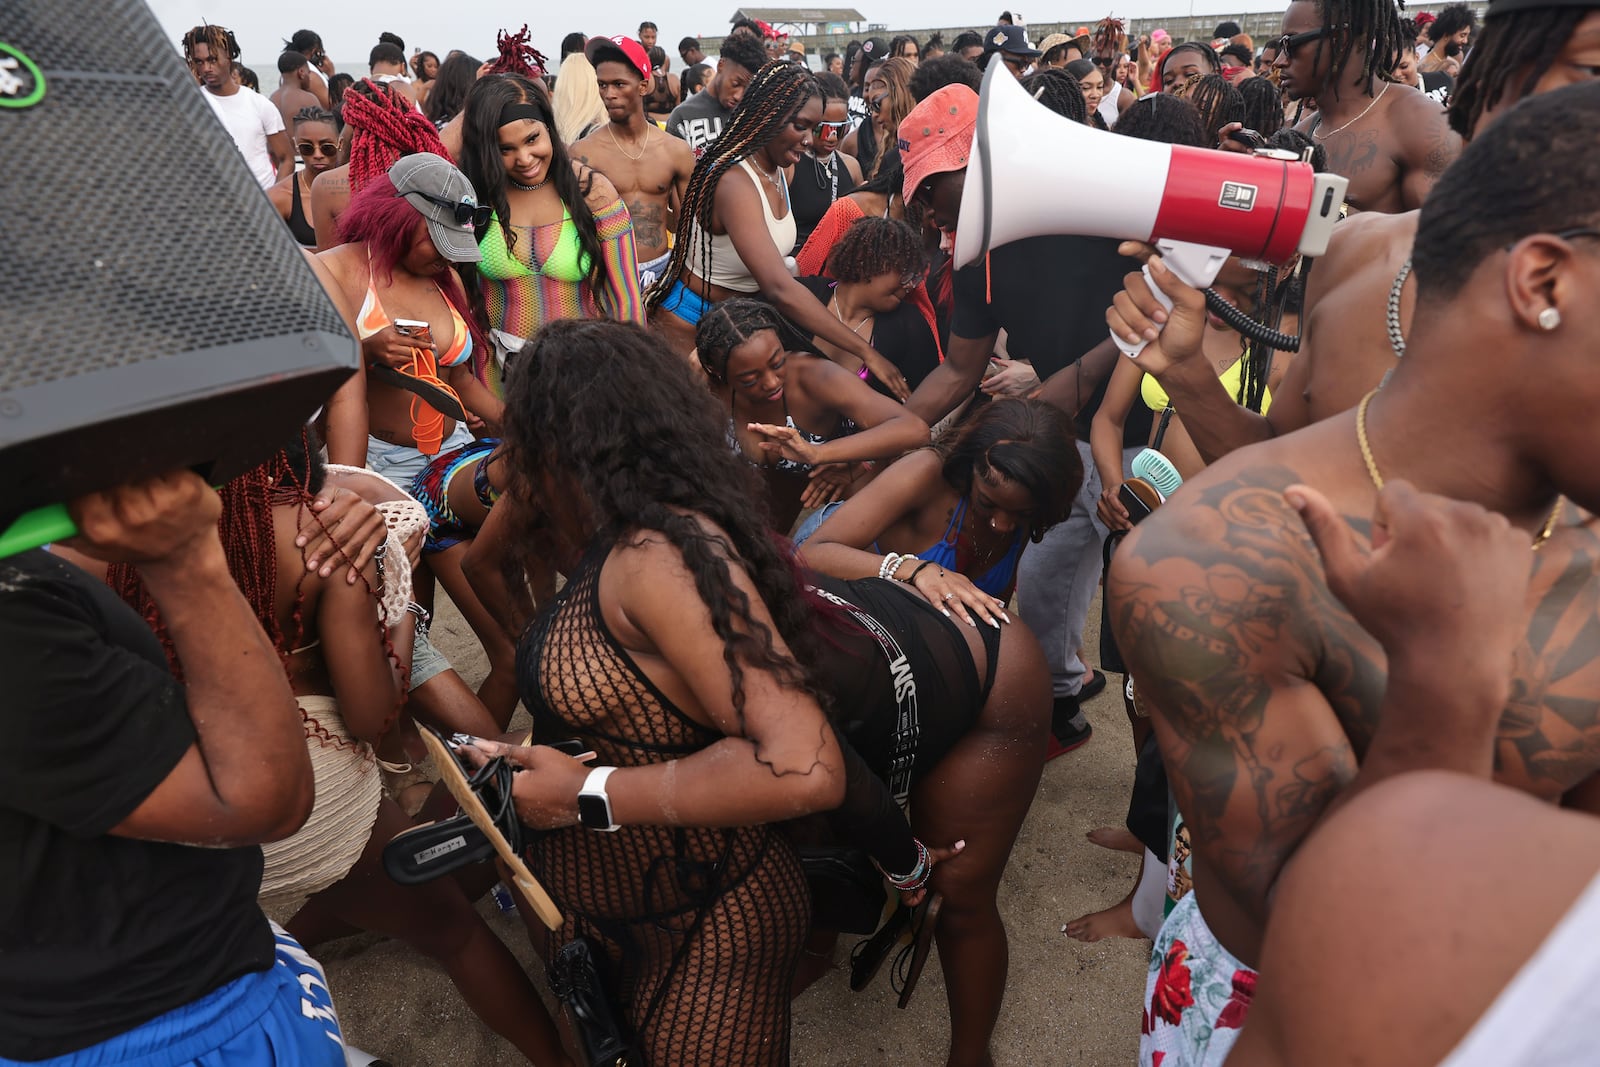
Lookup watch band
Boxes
[578,765,620,832]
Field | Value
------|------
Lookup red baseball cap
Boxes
[585,35,652,81]
[897,85,978,205]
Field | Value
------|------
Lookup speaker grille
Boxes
[0,0,347,394]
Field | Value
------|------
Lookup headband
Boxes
[499,103,545,128]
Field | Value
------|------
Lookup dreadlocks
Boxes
[1240,75,1285,138]
[181,24,238,64]
[1182,73,1246,146]
[340,79,453,192]
[1447,7,1591,139]
[646,61,820,310]
[1312,0,1409,98]
[487,24,549,79]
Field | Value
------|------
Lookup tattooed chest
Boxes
[1321,540,1600,797]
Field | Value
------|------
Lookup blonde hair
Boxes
[552,52,608,145]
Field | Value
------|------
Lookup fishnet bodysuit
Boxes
[519,537,810,1066]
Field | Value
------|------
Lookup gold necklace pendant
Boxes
[1356,388,1562,550]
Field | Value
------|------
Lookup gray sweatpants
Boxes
[1017,439,1141,699]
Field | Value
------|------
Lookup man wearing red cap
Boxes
[900,84,1137,758]
[574,35,694,284]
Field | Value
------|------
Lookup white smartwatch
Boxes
[577,766,620,832]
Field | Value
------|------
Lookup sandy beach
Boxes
[321,592,1149,1065]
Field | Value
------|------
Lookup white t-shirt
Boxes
[202,85,284,189]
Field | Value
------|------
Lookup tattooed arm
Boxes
[1107,469,1362,943]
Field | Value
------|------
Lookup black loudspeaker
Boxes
[0,0,357,534]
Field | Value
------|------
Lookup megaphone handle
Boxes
[0,503,77,560]
[1112,240,1231,360]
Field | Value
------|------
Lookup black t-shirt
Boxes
[0,550,273,1060]
[951,234,1153,445]
[797,275,943,396]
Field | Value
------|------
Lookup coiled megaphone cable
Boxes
[1202,288,1302,352]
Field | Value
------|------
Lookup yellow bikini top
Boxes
[476,210,591,283]
[1141,358,1273,415]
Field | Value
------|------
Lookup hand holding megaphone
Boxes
[1107,247,1209,375]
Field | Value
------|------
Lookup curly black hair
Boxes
[938,399,1082,543]
[1448,7,1591,140]
[1430,3,1479,43]
[910,52,984,101]
[720,32,772,78]
[825,216,928,284]
[500,319,830,726]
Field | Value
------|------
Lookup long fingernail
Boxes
[941,608,952,618]
[989,617,1000,629]
[1001,611,1012,623]
[966,616,977,628]
[955,839,966,849]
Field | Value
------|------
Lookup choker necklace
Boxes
[1356,388,1562,550]
[509,175,548,192]
[1313,80,1390,140]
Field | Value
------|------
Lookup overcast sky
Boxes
[147,0,1290,68]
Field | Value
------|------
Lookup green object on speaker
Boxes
[0,504,75,558]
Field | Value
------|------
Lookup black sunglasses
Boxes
[296,139,338,157]
[1272,28,1329,58]
[401,189,492,228]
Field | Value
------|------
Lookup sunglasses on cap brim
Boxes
[400,189,492,229]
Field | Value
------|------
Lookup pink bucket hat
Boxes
[897,84,978,205]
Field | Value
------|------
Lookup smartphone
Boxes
[393,317,429,337]
[548,738,599,762]
[1118,478,1163,525]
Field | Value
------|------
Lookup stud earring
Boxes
[1538,307,1562,331]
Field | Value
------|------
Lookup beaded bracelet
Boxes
[880,838,931,892]
[878,551,905,580]
[404,601,432,637]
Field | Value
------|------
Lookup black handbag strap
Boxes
[1151,405,1176,451]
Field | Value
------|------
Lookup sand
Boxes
[321,593,1149,1065]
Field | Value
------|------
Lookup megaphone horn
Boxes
[955,63,1348,271]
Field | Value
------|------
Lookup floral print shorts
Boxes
[1139,891,1257,1066]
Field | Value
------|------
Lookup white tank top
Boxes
[687,157,797,293]
[1439,870,1600,1065]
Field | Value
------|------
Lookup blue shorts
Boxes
[791,500,845,546]
[366,422,475,488]
[7,924,345,1067]
[409,629,451,691]
[657,278,712,327]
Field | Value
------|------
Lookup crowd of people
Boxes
[6,0,1600,1064]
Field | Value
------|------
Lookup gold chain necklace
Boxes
[605,123,649,161]
[1356,388,1562,550]
[1313,80,1390,141]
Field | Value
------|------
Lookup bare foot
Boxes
[1086,826,1142,854]
[1063,897,1145,943]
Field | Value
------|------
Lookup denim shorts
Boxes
[366,422,475,488]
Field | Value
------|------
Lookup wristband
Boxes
[906,559,937,584]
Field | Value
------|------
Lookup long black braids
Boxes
[646,61,821,310]
[1239,75,1285,138]
[501,319,831,728]
[1315,0,1408,99]
[1021,67,1088,125]
[695,298,793,382]
[1182,73,1246,146]
[1447,7,1591,139]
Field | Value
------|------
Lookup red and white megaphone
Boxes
[953,63,1348,358]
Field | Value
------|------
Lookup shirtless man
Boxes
[1105,81,1600,1066]
[269,51,321,129]
[573,36,694,286]
[1274,0,1460,212]
[1137,0,1600,469]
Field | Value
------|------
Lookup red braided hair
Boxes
[487,25,548,78]
[106,443,405,751]
[342,79,453,192]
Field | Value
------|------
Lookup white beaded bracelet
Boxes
[878,551,904,580]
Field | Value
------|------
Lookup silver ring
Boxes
[944,593,956,601]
